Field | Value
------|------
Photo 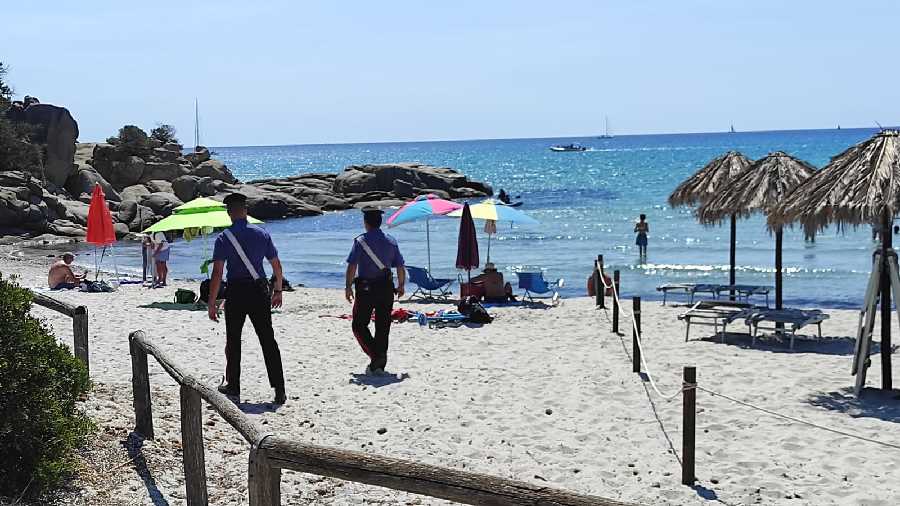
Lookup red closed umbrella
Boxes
[456,203,479,283]
[86,184,116,246]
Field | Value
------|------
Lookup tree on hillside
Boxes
[150,123,178,145]
[107,124,150,151]
[0,61,12,110]
[0,61,42,173]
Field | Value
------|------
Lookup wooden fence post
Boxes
[72,306,89,374]
[682,366,696,486]
[249,446,281,506]
[612,270,620,334]
[180,385,208,505]
[596,255,605,308]
[129,334,154,439]
[632,297,641,373]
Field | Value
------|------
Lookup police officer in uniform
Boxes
[208,193,287,404]
[345,208,406,374]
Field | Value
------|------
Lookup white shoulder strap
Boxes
[356,236,386,270]
[223,229,260,280]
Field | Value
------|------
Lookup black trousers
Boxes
[352,279,394,370]
[224,280,285,389]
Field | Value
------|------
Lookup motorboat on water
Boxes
[549,143,587,152]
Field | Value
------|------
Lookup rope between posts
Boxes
[696,386,900,451]
[597,261,685,400]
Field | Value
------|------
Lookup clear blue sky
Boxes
[3,1,898,146]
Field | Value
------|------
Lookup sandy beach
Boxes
[6,248,900,506]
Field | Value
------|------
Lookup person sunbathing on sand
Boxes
[48,252,86,290]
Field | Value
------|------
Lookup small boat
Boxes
[597,116,613,139]
[729,124,736,134]
[550,143,587,152]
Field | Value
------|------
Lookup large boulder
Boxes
[140,192,183,216]
[120,184,151,202]
[162,142,183,153]
[197,177,230,197]
[60,200,90,225]
[65,167,121,201]
[152,147,180,162]
[16,103,79,186]
[140,162,189,183]
[117,200,155,231]
[172,175,201,202]
[392,179,416,198]
[224,185,321,219]
[145,180,173,194]
[184,146,210,166]
[333,169,378,194]
[193,159,237,184]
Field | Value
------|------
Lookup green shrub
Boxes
[150,123,178,145]
[0,274,93,499]
[113,125,149,152]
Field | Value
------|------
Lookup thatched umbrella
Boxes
[669,151,753,292]
[770,130,900,390]
[698,151,816,311]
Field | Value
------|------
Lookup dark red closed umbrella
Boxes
[456,203,479,282]
[86,184,116,246]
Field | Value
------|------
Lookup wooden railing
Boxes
[32,292,90,374]
[128,330,634,506]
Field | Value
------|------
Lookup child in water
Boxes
[634,214,649,259]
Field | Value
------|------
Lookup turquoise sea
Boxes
[113,128,885,308]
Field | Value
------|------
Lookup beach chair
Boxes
[742,308,829,349]
[516,272,564,304]
[656,283,720,305]
[678,300,752,342]
[406,266,454,301]
[713,284,772,307]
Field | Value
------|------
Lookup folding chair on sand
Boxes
[515,272,564,305]
[406,266,454,301]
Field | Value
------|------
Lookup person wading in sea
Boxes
[635,213,649,260]
[345,208,406,375]
[208,193,287,404]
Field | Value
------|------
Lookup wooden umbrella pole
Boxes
[775,226,783,311]
[881,212,893,391]
[729,214,737,301]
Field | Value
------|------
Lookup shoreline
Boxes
[4,250,900,504]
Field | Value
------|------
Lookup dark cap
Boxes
[361,207,384,216]
[223,193,248,208]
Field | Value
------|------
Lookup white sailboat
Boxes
[597,116,613,139]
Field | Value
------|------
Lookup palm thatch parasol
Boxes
[669,151,753,291]
[769,130,900,390]
[698,151,816,311]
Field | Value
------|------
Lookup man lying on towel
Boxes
[48,253,87,290]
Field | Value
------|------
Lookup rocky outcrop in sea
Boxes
[0,103,492,243]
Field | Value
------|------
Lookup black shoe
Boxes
[274,387,286,405]
[217,384,240,397]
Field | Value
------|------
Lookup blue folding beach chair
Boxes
[515,271,564,304]
[406,266,455,301]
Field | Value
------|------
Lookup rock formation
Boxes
[0,117,493,242]
[5,100,79,187]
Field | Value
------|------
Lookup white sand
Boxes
[6,251,900,505]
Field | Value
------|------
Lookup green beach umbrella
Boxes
[142,197,263,233]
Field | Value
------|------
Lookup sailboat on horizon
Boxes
[729,123,736,134]
[597,115,614,139]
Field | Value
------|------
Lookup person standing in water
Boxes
[634,214,649,259]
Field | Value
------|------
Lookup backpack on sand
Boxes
[174,288,198,304]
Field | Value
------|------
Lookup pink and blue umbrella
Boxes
[387,194,463,272]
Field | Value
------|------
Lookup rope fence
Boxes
[591,256,900,488]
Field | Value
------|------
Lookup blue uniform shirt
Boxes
[213,219,278,282]
[346,229,404,279]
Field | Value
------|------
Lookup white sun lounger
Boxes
[678,300,753,341]
[656,283,720,305]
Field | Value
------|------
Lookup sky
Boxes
[3,1,899,146]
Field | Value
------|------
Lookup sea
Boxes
[106,128,886,309]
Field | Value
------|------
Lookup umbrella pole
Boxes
[881,212,893,391]
[487,234,492,264]
[729,214,736,301]
[775,226,783,311]
[427,219,432,273]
